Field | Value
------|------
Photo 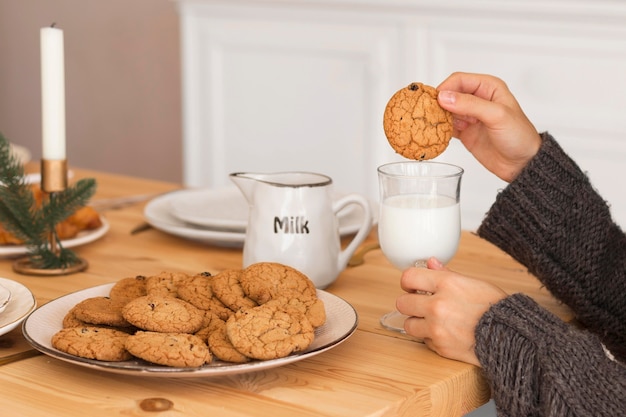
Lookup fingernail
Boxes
[438,90,455,105]
[429,257,444,269]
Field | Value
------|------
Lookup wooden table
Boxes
[0,168,572,417]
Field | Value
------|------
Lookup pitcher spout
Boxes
[229,172,265,202]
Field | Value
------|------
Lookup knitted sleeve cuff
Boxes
[475,293,626,416]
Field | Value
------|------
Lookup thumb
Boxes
[438,90,500,126]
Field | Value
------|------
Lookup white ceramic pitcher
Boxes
[230,171,373,288]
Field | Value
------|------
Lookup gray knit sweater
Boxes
[475,133,626,416]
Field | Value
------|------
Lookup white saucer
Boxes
[144,193,244,247]
[0,277,36,337]
[145,188,375,248]
[0,283,11,314]
[169,187,359,233]
[169,187,249,232]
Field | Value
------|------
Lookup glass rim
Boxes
[377,161,464,179]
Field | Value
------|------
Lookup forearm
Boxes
[477,132,626,360]
[475,294,626,417]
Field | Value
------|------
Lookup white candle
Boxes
[40,26,66,160]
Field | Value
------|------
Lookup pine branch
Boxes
[28,244,81,269]
[0,133,26,183]
[0,133,43,243]
[0,132,98,269]
[41,178,97,228]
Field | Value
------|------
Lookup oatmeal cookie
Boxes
[125,331,211,367]
[281,295,326,328]
[109,275,147,302]
[212,269,258,312]
[240,262,316,305]
[72,296,132,328]
[62,305,137,333]
[207,320,250,364]
[52,326,132,361]
[62,306,89,328]
[177,272,233,320]
[122,295,205,334]
[383,82,453,160]
[240,262,325,327]
[226,299,315,360]
[176,272,214,310]
[194,311,225,343]
[145,271,189,297]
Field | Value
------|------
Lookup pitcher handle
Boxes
[333,194,373,269]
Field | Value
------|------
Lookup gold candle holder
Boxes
[41,159,68,193]
[13,257,88,276]
[12,159,88,276]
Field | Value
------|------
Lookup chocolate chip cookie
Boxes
[72,296,132,328]
[383,82,453,160]
[226,299,315,360]
[240,262,325,327]
[122,295,205,334]
[125,331,211,367]
[52,326,133,361]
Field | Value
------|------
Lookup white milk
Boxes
[378,194,461,269]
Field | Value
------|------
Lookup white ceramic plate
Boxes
[169,187,361,233]
[144,194,244,247]
[0,217,110,258]
[145,188,374,247]
[0,278,36,336]
[23,283,358,378]
[169,187,249,231]
[0,283,11,314]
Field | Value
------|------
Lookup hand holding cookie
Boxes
[435,72,542,182]
[383,82,453,160]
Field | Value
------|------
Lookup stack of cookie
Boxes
[51,262,326,368]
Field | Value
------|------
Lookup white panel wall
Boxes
[426,17,626,229]
[180,5,406,199]
[178,0,626,230]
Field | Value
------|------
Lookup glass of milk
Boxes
[377,161,463,332]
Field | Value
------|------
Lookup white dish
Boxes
[169,186,360,233]
[0,283,11,314]
[144,194,244,247]
[0,278,36,337]
[0,217,110,258]
[169,187,250,231]
[23,283,358,378]
[145,188,375,247]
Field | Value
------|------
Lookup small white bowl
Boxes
[0,284,12,314]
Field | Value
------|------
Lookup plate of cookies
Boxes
[22,263,358,377]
